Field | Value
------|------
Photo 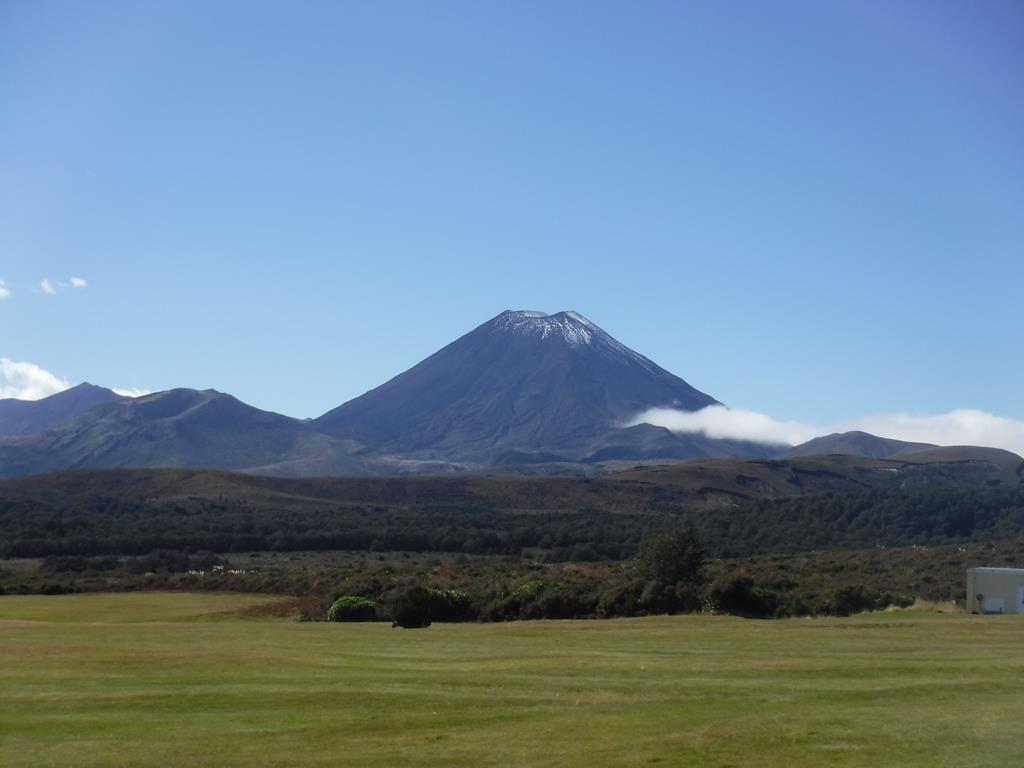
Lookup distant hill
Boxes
[889,446,1024,487]
[782,430,935,459]
[616,444,1022,498]
[0,388,375,479]
[0,383,123,438]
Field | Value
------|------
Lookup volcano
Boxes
[314,310,765,467]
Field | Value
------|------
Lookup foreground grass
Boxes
[1,593,1022,767]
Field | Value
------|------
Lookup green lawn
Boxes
[1,593,1021,767]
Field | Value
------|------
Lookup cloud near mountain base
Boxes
[630,405,818,446]
[630,405,1024,457]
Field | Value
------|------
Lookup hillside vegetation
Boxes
[1,449,1020,562]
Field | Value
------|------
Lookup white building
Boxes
[966,567,1024,614]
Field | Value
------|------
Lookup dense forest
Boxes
[2,477,1022,561]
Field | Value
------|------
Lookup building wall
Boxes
[966,569,1024,614]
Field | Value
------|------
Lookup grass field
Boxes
[1,593,1022,767]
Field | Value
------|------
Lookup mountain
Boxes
[0,388,374,480]
[314,309,752,466]
[0,383,124,438]
[783,431,935,459]
[0,312,1010,479]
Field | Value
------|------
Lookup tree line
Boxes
[2,483,1022,562]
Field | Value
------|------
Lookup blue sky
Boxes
[2,2,1022,434]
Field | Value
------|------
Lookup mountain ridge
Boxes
[0,383,124,438]
[0,311,1014,478]
[0,388,375,479]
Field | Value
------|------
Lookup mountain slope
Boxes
[783,431,935,459]
[0,383,124,437]
[0,388,373,479]
[315,310,730,465]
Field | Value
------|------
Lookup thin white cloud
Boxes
[0,280,9,299]
[37,277,87,294]
[0,358,70,400]
[111,387,151,398]
[631,405,1024,457]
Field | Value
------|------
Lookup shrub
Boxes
[381,586,478,627]
[326,595,378,622]
[389,586,434,628]
[635,579,704,615]
[483,579,571,621]
[510,579,568,602]
[518,583,597,620]
[709,576,781,618]
[825,585,915,617]
[425,588,476,622]
[596,582,643,618]
[636,521,706,587]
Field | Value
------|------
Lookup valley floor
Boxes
[1,592,1022,767]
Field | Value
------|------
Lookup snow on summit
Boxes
[493,310,598,346]
[490,310,657,370]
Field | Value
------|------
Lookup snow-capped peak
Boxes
[488,309,662,374]
[492,310,603,347]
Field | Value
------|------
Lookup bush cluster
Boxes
[346,523,920,624]
[707,576,783,618]
[388,586,477,628]
[483,580,593,621]
[327,595,378,622]
[371,576,919,624]
[824,585,914,617]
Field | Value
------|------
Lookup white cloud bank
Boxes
[0,280,9,299]
[70,276,87,289]
[0,358,70,400]
[0,358,150,401]
[632,405,819,446]
[841,410,1024,455]
[40,279,57,295]
[630,405,1024,457]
